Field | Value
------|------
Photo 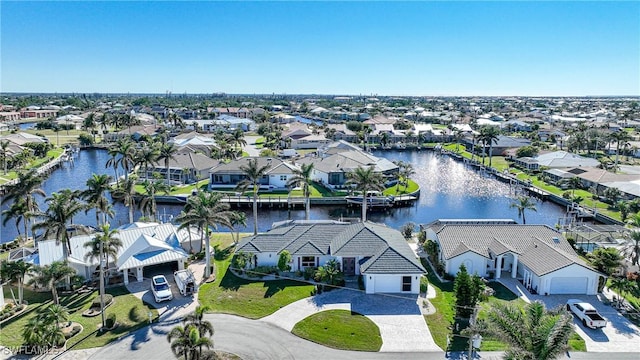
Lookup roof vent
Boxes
[552,237,560,244]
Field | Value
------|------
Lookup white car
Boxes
[151,275,173,303]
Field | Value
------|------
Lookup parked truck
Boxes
[174,269,197,296]
[566,299,607,329]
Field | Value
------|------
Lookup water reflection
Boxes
[0,149,567,243]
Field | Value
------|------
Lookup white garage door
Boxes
[549,277,588,294]
[374,275,400,293]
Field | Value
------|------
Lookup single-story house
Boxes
[35,223,191,284]
[424,220,605,295]
[514,151,601,171]
[325,124,357,142]
[146,151,220,184]
[297,149,398,189]
[464,135,531,157]
[236,220,426,294]
[209,157,299,190]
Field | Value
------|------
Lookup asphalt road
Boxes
[83,314,640,360]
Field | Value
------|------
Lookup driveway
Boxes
[243,135,262,157]
[499,278,640,352]
[262,289,442,352]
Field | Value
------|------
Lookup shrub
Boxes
[358,275,365,290]
[247,266,279,278]
[91,294,113,308]
[105,313,116,329]
[70,275,85,290]
[65,326,82,339]
[303,267,316,281]
[278,250,292,272]
[420,276,429,293]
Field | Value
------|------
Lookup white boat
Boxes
[345,191,394,208]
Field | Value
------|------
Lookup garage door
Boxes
[549,277,588,294]
[373,276,400,293]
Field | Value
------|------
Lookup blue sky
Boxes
[1,1,638,96]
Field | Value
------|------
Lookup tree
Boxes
[227,211,247,245]
[345,165,385,222]
[622,230,640,267]
[111,175,138,224]
[29,261,76,305]
[509,196,537,224]
[563,176,583,197]
[588,248,622,276]
[82,173,113,226]
[0,260,33,305]
[33,190,85,257]
[287,163,314,220]
[2,169,46,240]
[400,222,415,240]
[479,126,500,166]
[515,145,539,158]
[183,305,214,338]
[139,179,171,219]
[2,198,28,241]
[230,128,247,154]
[453,264,483,318]
[235,158,271,235]
[176,192,233,278]
[473,301,574,360]
[22,305,67,349]
[167,324,213,360]
[398,161,415,192]
[0,140,9,174]
[135,142,160,180]
[315,259,342,286]
[608,131,633,172]
[158,142,179,185]
[609,277,633,307]
[84,224,122,271]
[278,250,292,272]
[83,112,97,143]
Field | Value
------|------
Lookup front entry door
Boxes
[342,257,356,275]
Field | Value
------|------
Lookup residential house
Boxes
[35,223,190,285]
[325,124,357,142]
[543,166,640,199]
[103,125,161,142]
[170,132,219,157]
[236,220,426,294]
[20,109,58,119]
[0,111,21,122]
[514,151,601,171]
[424,220,604,295]
[464,135,531,157]
[298,148,398,189]
[146,151,220,185]
[209,157,299,190]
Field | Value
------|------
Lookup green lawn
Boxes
[291,310,382,352]
[0,251,8,261]
[198,246,314,319]
[24,129,90,146]
[383,179,419,196]
[0,286,158,350]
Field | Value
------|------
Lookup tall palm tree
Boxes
[115,138,137,181]
[84,224,122,271]
[2,169,46,240]
[509,196,537,224]
[622,230,640,267]
[111,175,138,224]
[398,161,415,192]
[235,158,271,235]
[158,142,179,185]
[564,176,583,197]
[106,145,121,185]
[230,128,247,154]
[608,131,633,172]
[479,126,500,166]
[0,260,33,305]
[139,179,171,220]
[33,190,85,257]
[28,261,76,305]
[44,304,70,330]
[183,305,214,337]
[83,112,97,143]
[176,192,233,278]
[228,211,247,245]
[0,139,9,174]
[346,165,386,222]
[136,142,161,180]
[473,301,574,360]
[167,324,213,360]
[287,163,314,220]
[82,173,113,226]
[2,198,28,241]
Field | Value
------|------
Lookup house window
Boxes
[301,256,315,268]
[280,175,287,181]
[402,276,412,292]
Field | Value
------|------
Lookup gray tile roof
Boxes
[210,157,298,175]
[237,221,425,275]
[430,224,595,276]
[308,150,398,174]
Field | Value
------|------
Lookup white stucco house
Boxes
[236,220,426,294]
[35,223,191,285]
[209,157,299,190]
[424,219,605,295]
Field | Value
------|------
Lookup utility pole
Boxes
[99,239,106,330]
[468,305,480,360]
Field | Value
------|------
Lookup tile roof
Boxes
[237,221,425,275]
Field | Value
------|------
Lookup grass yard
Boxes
[24,129,90,146]
[291,310,382,352]
[383,179,419,196]
[0,286,158,350]
[198,245,314,319]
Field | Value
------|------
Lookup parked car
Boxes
[566,299,607,329]
[151,275,173,303]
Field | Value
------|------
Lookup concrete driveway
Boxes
[499,278,640,352]
[243,135,262,157]
[262,289,442,352]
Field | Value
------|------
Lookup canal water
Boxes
[0,149,567,243]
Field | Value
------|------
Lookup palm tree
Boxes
[111,175,138,224]
[167,324,213,360]
[564,176,583,197]
[474,301,574,360]
[32,190,85,257]
[0,260,33,305]
[158,142,179,185]
[168,112,185,130]
[608,131,633,172]
[135,142,161,180]
[0,139,9,174]
[398,161,415,192]
[346,165,386,222]
[509,196,537,224]
[139,179,171,220]
[44,304,70,330]
[2,198,28,241]
[228,211,247,245]
[479,126,500,166]
[235,158,271,235]
[112,138,136,181]
[622,230,640,267]
[83,113,97,143]
[176,192,233,278]
[230,128,247,154]
[183,305,214,337]
[609,277,633,307]
[380,132,390,148]
[287,163,314,220]
[29,261,76,305]
[84,224,122,271]
[82,173,113,226]
[2,169,46,240]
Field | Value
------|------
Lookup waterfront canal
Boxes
[1,149,568,243]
